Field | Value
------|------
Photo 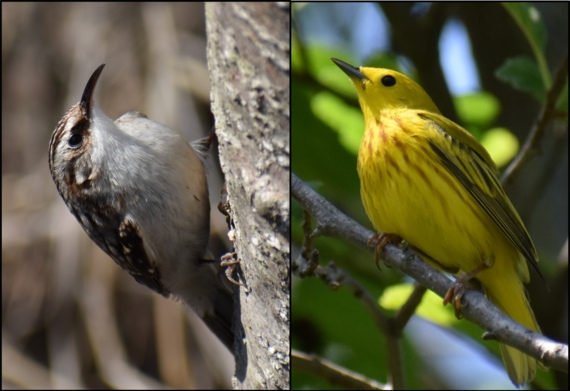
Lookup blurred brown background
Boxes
[2,2,234,389]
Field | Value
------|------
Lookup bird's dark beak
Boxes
[331,58,368,81]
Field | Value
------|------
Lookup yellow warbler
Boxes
[332,58,545,386]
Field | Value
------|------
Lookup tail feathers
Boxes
[482,270,542,386]
[197,248,235,355]
[202,285,235,355]
[499,344,536,386]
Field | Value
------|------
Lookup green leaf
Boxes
[454,92,501,126]
[503,3,550,88]
[481,127,520,168]
[379,284,457,325]
[503,2,546,51]
[495,56,545,102]
[311,91,363,155]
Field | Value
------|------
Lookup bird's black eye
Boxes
[382,75,396,87]
[68,133,83,147]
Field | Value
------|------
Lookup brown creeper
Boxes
[49,64,234,354]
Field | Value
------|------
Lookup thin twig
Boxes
[502,53,569,188]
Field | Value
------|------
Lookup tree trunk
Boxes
[205,3,290,389]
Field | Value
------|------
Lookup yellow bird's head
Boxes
[331,58,442,118]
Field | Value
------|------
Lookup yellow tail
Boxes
[478,263,541,386]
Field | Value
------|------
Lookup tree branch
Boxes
[292,173,567,374]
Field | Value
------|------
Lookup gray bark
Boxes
[206,3,290,389]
